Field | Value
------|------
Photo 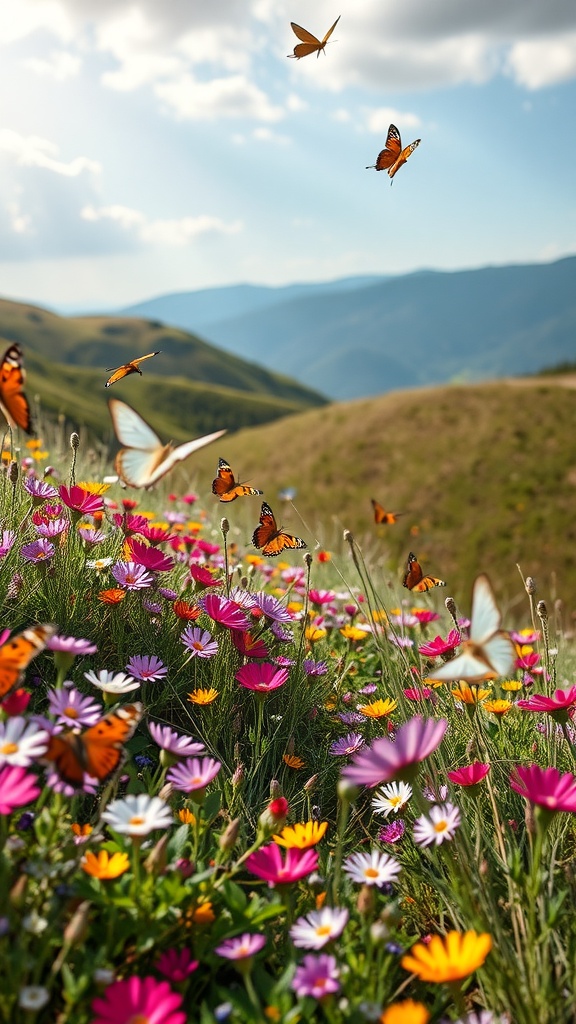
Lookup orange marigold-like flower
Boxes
[340,625,368,642]
[401,930,492,983]
[273,820,328,848]
[174,600,201,621]
[483,699,513,716]
[178,808,196,825]
[358,697,397,718]
[283,754,305,769]
[451,682,491,704]
[97,588,126,604]
[188,687,219,705]
[81,850,130,879]
[72,823,93,838]
[380,999,430,1024]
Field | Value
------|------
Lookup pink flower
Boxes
[515,651,541,671]
[403,686,436,702]
[510,765,576,813]
[59,486,104,516]
[517,686,576,723]
[166,756,221,797]
[341,715,448,788]
[448,762,491,787]
[412,609,440,625]
[0,765,41,814]
[1,689,31,716]
[232,631,270,659]
[418,629,460,657]
[155,948,199,982]
[235,662,289,694]
[291,953,340,1000]
[126,540,175,572]
[189,563,222,588]
[215,933,266,960]
[308,589,336,608]
[90,976,185,1024]
[245,843,318,885]
[111,562,154,590]
[198,593,251,631]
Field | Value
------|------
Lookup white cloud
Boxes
[23,49,81,80]
[155,73,284,122]
[0,130,100,177]
[253,127,291,144]
[365,108,422,135]
[507,33,576,89]
[81,204,243,245]
[0,0,72,44]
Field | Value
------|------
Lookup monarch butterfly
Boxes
[428,575,515,682]
[371,499,402,525]
[0,623,57,699]
[252,502,307,557]
[212,458,263,502]
[104,351,161,388]
[403,552,446,592]
[0,343,33,434]
[108,399,225,489]
[44,702,143,787]
[366,124,421,183]
[288,15,340,59]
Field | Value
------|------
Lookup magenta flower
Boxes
[198,593,251,631]
[418,629,460,657]
[412,609,440,625]
[0,531,16,558]
[515,651,541,671]
[511,629,540,644]
[59,485,104,516]
[91,976,185,1024]
[403,686,436,702]
[215,933,266,960]
[510,765,576,813]
[155,949,199,982]
[111,561,154,590]
[0,765,41,814]
[21,539,55,563]
[291,953,340,1000]
[341,716,448,788]
[232,631,270,659]
[126,655,168,682]
[309,589,336,608]
[378,819,405,844]
[517,686,576,722]
[148,723,205,758]
[245,843,318,885]
[127,540,175,572]
[448,762,491,787]
[189,563,222,588]
[47,686,102,728]
[138,525,174,545]
[48,635,98,657]
[235,662,289,694]
[166,756,221,796]
[112,512,149,535]
[180,626,219,659]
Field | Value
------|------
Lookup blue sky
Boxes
[0,0,575,308]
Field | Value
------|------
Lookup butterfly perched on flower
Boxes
[252,502,306,557]
[0,343,33,434]
[428,575,515,682]
[212,458,263,502]
[371,499,402,525]
[0,624,57,699]
[104,351,161,387]
[44,703,143,787]
[403,552,446,592]
[366,124,421,183]
[108,399,225,489]
[288,15,340,58]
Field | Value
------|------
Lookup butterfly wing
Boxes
[0,623,57,699]
[132,351,161,368]
[389,138,421,179]
[213,458,263,501]
[321,15,341,44]
[0,344,32,434]
[375,125,402,170]
[253,502,306,556]
[45,703,143,787]
[290,22,322,44]
[429,648,495,683]
[143,433,226,488]
[372,499,400,525]
[105,364,132,387]
[403,552,445,591]
[468,575,502,644]
[109,399,161,450]
[262,531,307,556]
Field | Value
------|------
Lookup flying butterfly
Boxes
[0,343,33,434]
[372,499,402,526]
[366,124,421,183]
[212,458,263,502]
[252,501,307,557]
[403,552,446,592]
[44,703,143,788]
[105,351,161,388]
[288,15,340,59]
[108,398,225,489]
[428,575,516,682]
[0,623,57,699]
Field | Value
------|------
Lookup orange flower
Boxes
[340,625,368,642]
[81,850,130,879]
[178,808,196,825]
[401,930,492,983]
[358,697,397,718]
[174,600,201,621]
[188,688,219,705]
[483,699,513,716]
[317,550,332,562]
[97,588,126,604]
[77,481,111,495]
[273,820,328,848]
[501,680,522,692]
[72,823,93,838]
[189,900,215,925]
[283,754,305,769]
[380,1000,430,1024]
[306,626,327,643]
[451,682,491,704]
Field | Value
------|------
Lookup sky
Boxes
[0,0,575,309]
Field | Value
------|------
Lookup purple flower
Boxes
[341,716,448,788]
[198,594,251,631]
[34,518,68,538]
[271,621,293,641]
[21,539,55,563]
[303,659,328,677]
[337,712,366,725]
[156,948,199,982]
[291,953,340,1000]
[253,593,293,623]
[23,478,58,502]
[215,933,266,960]
[78,527,107,545]
[378,819,406,844]
[111,561,154,590]
[126,655,168,682]
[329,733,365,757]
[48,635,98,656]
[0,531,16,558]
[149,723,205,758]
[180,626,219,659]
[47,686,102,727]
[166,756,221,796]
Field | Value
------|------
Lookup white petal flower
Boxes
[0,717,49,767]
[343,849,401,887]
[372,780,412,817]
[413,802,461,847]
[18,986,50,1010]
[84,669,140,694]
[101,793,174,837]
[290,907,349,949]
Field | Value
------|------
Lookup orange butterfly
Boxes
[105,351,161,387]
[44,703,143,787]
[212,458,263,502]
[403,552,446,592]
[288,15,340,59]
[372,499,402,525]
[252,502,307,557]
[0,624,57,699]
[0,343,33,434]
[366,124,421,183]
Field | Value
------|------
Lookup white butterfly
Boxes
[109,399,226,489]
[429,574,515,683]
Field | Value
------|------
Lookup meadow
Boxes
[0,406,576,1024]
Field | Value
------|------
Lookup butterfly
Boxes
[403,552,446,592]
[104,351,161,388]
[108,398,226,489]
[288,15,340,59]
[428,575,516,682]
[212,458,263,502]
[252,501,307,557]
[0,623,57,699]
[44,703,144,787]
[0,343,33,434]
[372,499,402,525]
[366,124,421,183]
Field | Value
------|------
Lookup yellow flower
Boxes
[283,754,305,769]
[32,450,49,461]
[401,930,492,983]
[340,625,368,642]
[81,850,130,879]
[501,679,522,692]
[273,820,328,849]
[380,999,431,1024]
[188,687,219,705]
[306,626,327,643]
[451,682,491,704]
[77,481,110,495]
[178,809,196,825]
[25,438,44,449]
[71,823,93,838]
[245,554,265,566]
[358,697,398,718]
[264,1009,282,1022]
[483,699,513,716]
[287,601,303,615]
[371,609,388,623]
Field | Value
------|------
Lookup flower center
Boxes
[434,819,448,833]
[129,816,145,827]
[1,742,18,755]
[125,574,137,584]
[128,1015,150,1024]
[316,925,331,936]
[192,641,204,651]
[64,707,78,719]
[365,867,379,878]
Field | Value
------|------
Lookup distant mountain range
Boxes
[118,257,576,400]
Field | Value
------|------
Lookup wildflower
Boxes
[101,794,174,837]
[380,999,430,1024]
[0,718,49,767]
[283,753,305,768]
[86,556,114,571]
[23,477,58,502]
[47,686,102,728]
[303,659,328,676]
[72,823,93,841]
[236,662,289,694]
[81,850,130,879]
[306,625,327,643]
[343,850,401,887]
[511,628,540,645]
[358,697,397,719]
[215,933,266,960]
[148,723,205,758]
[378,820,405,845]
[0,765,41,814]
[517,685,576,723]
[253,592,293,622]
[125,540,175,572]
[34,517,68,537]
[447,763,490,787]
[173,600,201,621]
[273,820,328,848]
[340,625,368,642]
[0,530,16,558]
[401,930,492,983]
[451,682,491,704]
[91,976,186,1024]
[189,562,222,588]
[413,803,461,847]
[232,630,269,659]
[180,626,219,659]
[156,949,199,982]
[404,686,435,702]
[501,679,523,692]
[483,699,513,717]
[21,538,55,562]
[291,953,340,999]
[198,593,251,631]
[329,733,365,757]
[509,764,576,813]
[245,843,319,885]
[188,687,219,705]
[80,529,108,546]
[166,756,221,798]
[97,588,126,605]
[48,634,98,658]
[18,987,50,1011]
[59,485,104,516]
[372,781,412,817]
[84,669,140,695]
[111,561,154,590]
[1,689,31,716]
[126,655,168,683]
[341,716,448,788]
[290,907,349,949]
[418,629,460,657]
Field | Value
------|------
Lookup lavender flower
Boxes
[21,539,55,563]
[126,655,168,683]
[111,561,154,590]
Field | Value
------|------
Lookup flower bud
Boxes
[232,763,245,788]
[9,460,18,484]
[64,900,91,945]
[220,518,229,536]
[144,833,169,876]
[536,600,548,622]
[304,774,319,793]
[219,818,240,852]
[70,432,80,451]
[525,576,536,595]
[304,552,312,567]
[357,884,375,916]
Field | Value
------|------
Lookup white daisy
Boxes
[0,717,49,767]
[372,780,412,817]
[86,556,114,571]
[101,794,174,837]
[290,907,349,949]
[84,669,140,694]
[343,849,401,887]
[413,802,461,847]
[18,987,50,1011]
